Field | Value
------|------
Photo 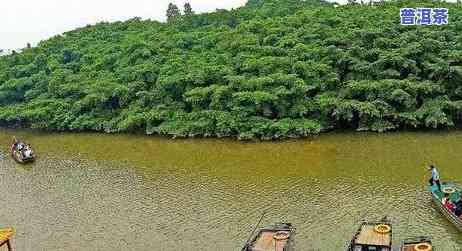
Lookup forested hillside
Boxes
[1,0,462,139]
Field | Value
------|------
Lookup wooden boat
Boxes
[10,137,35,164]
[241,222,295,251]
[400,236,433,251]
[429,181,462,231]
[347,217,392,251]
[0,228,14,251]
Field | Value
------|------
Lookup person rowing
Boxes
[428,164,441,191]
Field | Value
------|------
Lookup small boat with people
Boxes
[241,222,295,251]
[400,236,433,251]
[347,217,392,251]
[10,136,35,164]
[429,180,462,231]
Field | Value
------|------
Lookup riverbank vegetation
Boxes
[1,0,462,139]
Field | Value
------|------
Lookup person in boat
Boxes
[443,193,456,212]
[17,142,26,158]
[455,204,462,217]
[454,196,462,216]
[16,142,24,151]
[455,193,462,217]
[442,193,450,204]
[456,193,462,208]
[447,201,456,213]
[24,145,33,158]
[429,165,441,191]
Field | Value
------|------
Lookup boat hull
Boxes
[11,148,35,164]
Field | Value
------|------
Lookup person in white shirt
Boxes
[17,142,24,151]
[24,145,33,158]
[24,148,31,158]
[429,165,441,191]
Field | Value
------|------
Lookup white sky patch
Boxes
[0,0,459,49]
[1,0,247,49]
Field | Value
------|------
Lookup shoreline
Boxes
[0,124,460,142]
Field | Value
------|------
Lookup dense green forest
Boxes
[1,0,462,140]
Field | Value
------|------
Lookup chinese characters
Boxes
[400,8,448,25]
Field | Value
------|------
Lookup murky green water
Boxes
[1,128,462,250]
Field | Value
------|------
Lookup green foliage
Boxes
[1,0,462,140]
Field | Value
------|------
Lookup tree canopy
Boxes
[0,0,461,140]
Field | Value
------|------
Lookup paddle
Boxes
[243,210,267,249]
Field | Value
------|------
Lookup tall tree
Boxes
[184,3,194,16]
[166,3,181,22]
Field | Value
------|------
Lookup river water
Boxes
[0,128,462,250]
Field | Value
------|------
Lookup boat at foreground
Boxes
[241,222,295,251]
[0,227,15,251]
[10,137,35,164]
[347,217,392,251]
[400,236,433,251]
[429,181,462,231]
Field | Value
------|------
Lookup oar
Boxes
[243,210,267,248]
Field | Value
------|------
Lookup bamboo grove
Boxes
[1,0,462,139]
